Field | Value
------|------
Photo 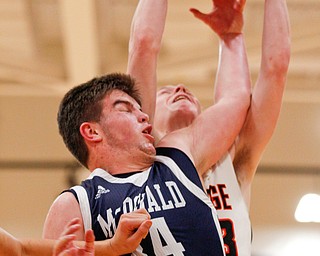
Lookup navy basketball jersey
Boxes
[204,153,251,256]
[69,147,225,256]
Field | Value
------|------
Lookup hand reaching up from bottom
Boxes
[53,218,95,256]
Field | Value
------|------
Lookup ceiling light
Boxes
[294,193,320,223]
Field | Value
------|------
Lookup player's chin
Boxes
[175,106,198,119]
[141,142,156,156]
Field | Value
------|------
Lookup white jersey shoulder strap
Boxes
[71,185,92,232]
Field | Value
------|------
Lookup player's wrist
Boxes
[220,32,243,41]
[105,238,120,256]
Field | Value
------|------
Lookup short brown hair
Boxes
[57,73,141,168]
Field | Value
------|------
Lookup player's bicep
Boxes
[42,192,84,240]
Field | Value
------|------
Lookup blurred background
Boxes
[0,0,319,255]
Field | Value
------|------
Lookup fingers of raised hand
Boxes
[53,235,76,256]
[213,0,246,12]
[84,230,95,253]
[60,218,81,237]
[233,0,246,12]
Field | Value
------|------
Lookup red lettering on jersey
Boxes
[206,184,232,210]
[219,218,238,256]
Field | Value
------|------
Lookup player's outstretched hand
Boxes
[190,0,246,36]
[53,218,95,256]
[108,208,152,255]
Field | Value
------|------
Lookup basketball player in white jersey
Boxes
[127,0,291,255]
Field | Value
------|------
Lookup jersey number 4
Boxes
[149,217,185,255]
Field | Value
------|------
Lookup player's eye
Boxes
[116,103,131,112]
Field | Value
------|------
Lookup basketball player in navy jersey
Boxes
[126,0,291,255]
[43,66,250,255]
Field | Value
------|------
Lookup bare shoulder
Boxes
[157,128,191,152]
[42,192,84,240]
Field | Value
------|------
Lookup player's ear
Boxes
[79,122,102,142]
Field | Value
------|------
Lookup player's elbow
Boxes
[236,87,251,114]
[129,28,162,55]
[232,93,251,129]
[264,43,291,78]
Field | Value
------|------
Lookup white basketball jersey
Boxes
[204,153,251,256]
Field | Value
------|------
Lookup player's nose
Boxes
[174,84,187,93]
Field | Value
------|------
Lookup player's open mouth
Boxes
[142,125,152,135]
[173,94,190,102]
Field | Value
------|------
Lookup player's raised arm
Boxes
[159,0,251,175]
[126,0,168,124]
[190,0,250,110]
[233,0,291,194]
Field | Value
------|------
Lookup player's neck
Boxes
[87,147,155,175]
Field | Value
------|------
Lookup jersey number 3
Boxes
[219,219,238,256]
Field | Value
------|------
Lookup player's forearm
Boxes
[20,239,54,256]
[83,239,128,256]
[128,0,167,54]
[252,0,291,127]
[261,0,291,76]
[0,229,51,256]
[215,33,251,110]
[0,228,22,256]
[127,0,167,122]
